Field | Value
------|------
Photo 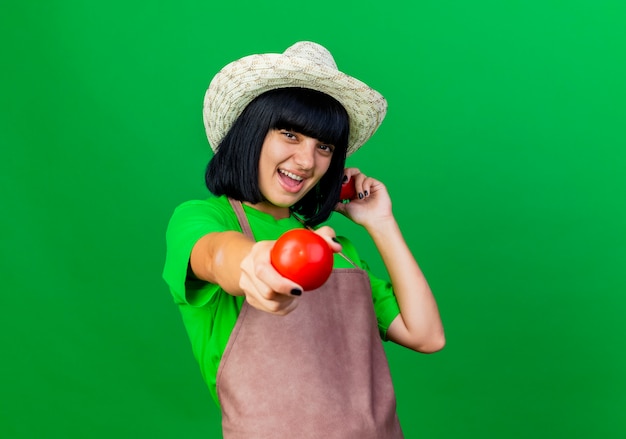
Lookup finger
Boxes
[251,241,302,298]
[246,289,298,315]
[347,171,368,200]
[314,226,342,253]
[255,289,298,313]
[343,167,360,181]
[360,176,376,199]
[241,271,300,314]
[239,243,302,316]
[255,260,304,297]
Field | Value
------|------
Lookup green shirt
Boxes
[162,195,400,406]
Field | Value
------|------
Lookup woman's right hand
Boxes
[239,240,301,315]
[238,227,341,315]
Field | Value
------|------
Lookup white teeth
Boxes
[279,169,303,181]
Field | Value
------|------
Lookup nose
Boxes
[293,138,317,170]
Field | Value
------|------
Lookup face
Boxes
[253,129,334,218]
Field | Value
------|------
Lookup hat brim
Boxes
[203,53,387,156]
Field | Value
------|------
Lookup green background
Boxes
[2,0,625,437]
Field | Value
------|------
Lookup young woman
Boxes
[163,41,445,439]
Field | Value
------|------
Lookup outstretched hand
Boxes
[239,226,342,315]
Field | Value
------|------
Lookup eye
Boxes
[280,130,297,140]
[318,143,335,154]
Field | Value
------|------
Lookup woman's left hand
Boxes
[334,168,393,229]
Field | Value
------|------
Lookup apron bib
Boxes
[217,199,403,439]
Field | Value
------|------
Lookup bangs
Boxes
[207,87,350,226]
[267,88,349,149]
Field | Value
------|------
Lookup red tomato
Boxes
[339,177,357,201]
[270,229,334,291]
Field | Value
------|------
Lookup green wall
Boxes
[2,1,625,437]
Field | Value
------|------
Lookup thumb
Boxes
[313,226,342,253]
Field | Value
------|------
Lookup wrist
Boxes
[363,215,398,238]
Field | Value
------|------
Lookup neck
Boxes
[243,201,291,220]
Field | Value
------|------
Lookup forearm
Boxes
[190,231,254,296]
[366,218,445,352]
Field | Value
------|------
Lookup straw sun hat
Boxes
[203,41,387,156]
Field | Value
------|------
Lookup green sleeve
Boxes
[363,260,400,341]
[162,198,239,307]
[336,236,400,341]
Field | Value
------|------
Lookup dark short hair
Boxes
[205,87,350,227]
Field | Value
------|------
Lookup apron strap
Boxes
[228,197,360,268]
[228,198,255,240]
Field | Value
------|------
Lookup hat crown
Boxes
[204,41,386,156]
[283,41,338,70]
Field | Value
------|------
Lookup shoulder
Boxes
[172,195,231,216]
[170,195,235,221]
[166,195,240,235]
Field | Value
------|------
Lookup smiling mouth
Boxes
[279,169,304,182]
[278,169,305,190]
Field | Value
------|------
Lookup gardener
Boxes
[163,41,445,439]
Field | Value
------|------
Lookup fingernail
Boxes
[332,237,339,243]
[358,192,364,199]
[364,191,369,197]
[342,175,348,182]
[291,288,302,296]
